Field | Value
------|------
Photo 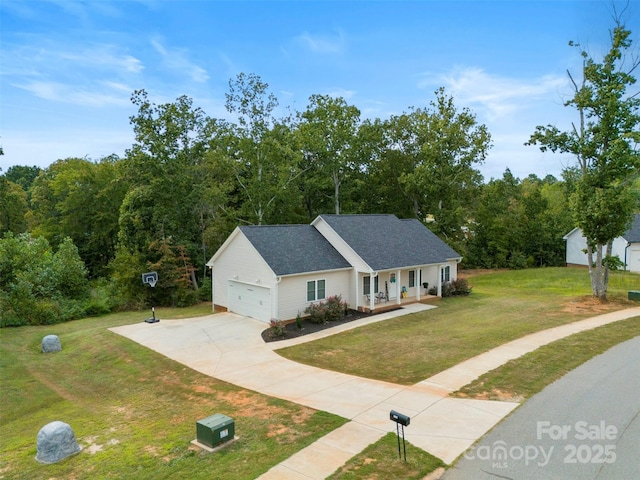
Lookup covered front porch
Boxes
[354,264,450,313]
[356,295,439,313]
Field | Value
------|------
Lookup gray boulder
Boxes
[35,421,82,464]
[42,335,61,353]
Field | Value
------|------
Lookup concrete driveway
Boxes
[110,305,518,469]
[110,305,640,479]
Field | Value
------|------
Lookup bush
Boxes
[198,276,212,302]
[304,295,347,324]
[269,319,286,337]
[427,279,472,297]
[304,302,327,324]
[450,278,472,296]
[0,233,91,327]
[324,295,347,321]
[83,280,118,316]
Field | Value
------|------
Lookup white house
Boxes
[563,214,640,273]
[206,214,462,322]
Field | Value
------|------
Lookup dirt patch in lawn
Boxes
[454,388,525,403]
[561,296,623,315]
[458,269,509,279]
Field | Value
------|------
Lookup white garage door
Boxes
[228,281,271,322]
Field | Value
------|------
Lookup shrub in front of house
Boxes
[269,319,286,337]
[428,279,472,298]
[304,295,347,324]
[305,302,327,324]
[324,295,347,321]
[451,278,472,295]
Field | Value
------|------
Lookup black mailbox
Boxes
[390,410,410,426]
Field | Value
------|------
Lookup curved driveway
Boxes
[110,305,640,479]
[443,335,640,480]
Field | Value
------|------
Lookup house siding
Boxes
[278,270,352,321]
[564,229,633,271]
[628,244,640,273]
[212,232,275,311]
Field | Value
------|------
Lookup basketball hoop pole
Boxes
[142,272,160,323]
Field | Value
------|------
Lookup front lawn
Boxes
[0,306,346,480]
[453,315,640,401]
[276,268,639,385]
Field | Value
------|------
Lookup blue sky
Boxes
[1,0,638,180]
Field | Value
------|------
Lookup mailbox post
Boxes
[390,409,410,461]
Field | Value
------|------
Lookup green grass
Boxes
[0,305,347,480]
[2,270,638,480]
[327,433,445,480]
[453,315,640,401]
[276,268,639,385]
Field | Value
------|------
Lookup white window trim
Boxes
[307,279,326,302]
[441,266,451,283]
[363,275,379,295]
[409,270,416,288]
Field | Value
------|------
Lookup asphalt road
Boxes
[442,335,640,480]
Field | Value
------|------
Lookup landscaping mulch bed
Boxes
[261,308,401,343]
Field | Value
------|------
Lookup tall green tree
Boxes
[298,95,361,215]
[119,90,230,291]
[4,165,42,192]
[27,157,126,277]
[0,177,28,235]
[371,89,489,244]
[224,73,303,224]
[528,23,640,299]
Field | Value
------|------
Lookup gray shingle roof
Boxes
[318,214,461,271]
[623,214,640,243]
[239,224,351,276]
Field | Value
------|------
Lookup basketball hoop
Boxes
[142,271,158,288]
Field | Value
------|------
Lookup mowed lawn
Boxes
[0,305,346,480]
[276,268,640,385]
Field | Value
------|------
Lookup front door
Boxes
[388,273,397,299]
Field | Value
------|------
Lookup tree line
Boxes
[1,23,638,325]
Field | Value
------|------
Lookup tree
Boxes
[4,165,42,192]
[27,157,126,278]
[0,177,28,234]
[224,73,303,224]
[0,233,89,326]
[528,22,640,299]
[371,89,489,246]
[119,90,227,288]
[298,95,362,215]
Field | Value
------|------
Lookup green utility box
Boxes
[629,291,640,301]
[196,414,235,448]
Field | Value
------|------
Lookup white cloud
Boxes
[14,81,130,107]
[419,67,569,121]
[150,37,209,83]
[295,31,345,55]
[324,88,357,100]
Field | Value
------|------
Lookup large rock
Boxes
[42,335,61,353]
[35,421,82,464]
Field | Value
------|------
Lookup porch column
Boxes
[416,268,421,301]
[370,273,377,311]
[396,269,402,305]
[437,265,443,297]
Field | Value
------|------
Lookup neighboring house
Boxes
[563,214,640,273]
[206,214,462,322]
